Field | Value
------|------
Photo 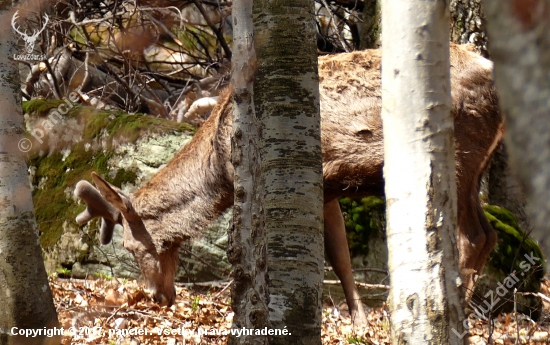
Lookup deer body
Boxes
[75,43,503,324]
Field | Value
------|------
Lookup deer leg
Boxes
[457,191,497,300]
[472,199,497,283]
[324,198,368,326]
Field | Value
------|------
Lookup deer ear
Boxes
[91,172,130,213]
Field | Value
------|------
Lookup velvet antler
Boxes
[74,179,122,244]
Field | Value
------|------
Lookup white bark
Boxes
[481,0,550,267]
[0,4,60,344]
[381,0,466,343]
[253,0,324,343]
[228,0,268,343]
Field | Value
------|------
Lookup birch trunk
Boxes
[228,0,269,343]
[0,5,60,345]
[253,1,324,343]
[381,0,466,343]
[481,0,550,266]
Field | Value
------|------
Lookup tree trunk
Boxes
[228,0,269,344]
[481,0,550,266]
[381,0,466,343]
[449,0,489,56]
[360,0,381,49]
[0,5,60,345]
[253,1,324,344]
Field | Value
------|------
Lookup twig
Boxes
[213,279,233,299]
[175,280,231,288]
[43,58,62,99]
[191,0,232,59]
[517,291,550,304]
[325,266,388,275]
[104,304,127,326]
[323,279,390,290]
[515,288,519,345]
[320,0,352,52]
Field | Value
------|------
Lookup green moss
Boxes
[29,104,195,249]
[483,205,545,282]
[22,99,80,117]
[30,148,114,248]
[81,108,195,145]
[474,205,546,318]
[339,196,385,256]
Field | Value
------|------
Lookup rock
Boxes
[177,211,232,282]
[473,205,546,319]
[25,99,231,282]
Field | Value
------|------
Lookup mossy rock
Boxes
[339,196,385,257]
[472,205,546,319]
[24,99,195,250]
[336,197,388,306]
[23,99,197,276]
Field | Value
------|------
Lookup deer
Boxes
[73,43,503,326]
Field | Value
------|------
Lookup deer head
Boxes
[74,172,178,305]
[12,11,49,54]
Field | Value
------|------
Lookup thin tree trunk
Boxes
[450,0,489,56]
[481,0,550,266]
[360,0,381,49]
[381,0,466,343]
[228,0,268,343]
[253,0,324,343]
[0,4,60,345]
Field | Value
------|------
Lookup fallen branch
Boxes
[323,279,390,290]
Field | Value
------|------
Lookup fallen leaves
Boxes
[49,277,550,344]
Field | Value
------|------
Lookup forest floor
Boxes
[50,277,550,344]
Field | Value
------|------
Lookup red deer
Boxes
[74,43,503,326]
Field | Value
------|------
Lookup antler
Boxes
[74,180,122,244]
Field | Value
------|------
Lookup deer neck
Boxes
[131,92,234,243]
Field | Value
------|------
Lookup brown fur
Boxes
[75,43,503,315]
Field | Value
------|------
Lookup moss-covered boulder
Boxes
[25,99,230,281]
[472,205,546,319]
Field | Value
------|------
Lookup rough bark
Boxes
[481,0,550,265]
[450,0,489,57]
[253,1,324,344]
[0,4,60,345]
[381,0,466,343]
[228,0,268,343]
[359,0,380,49]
